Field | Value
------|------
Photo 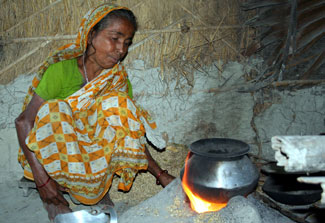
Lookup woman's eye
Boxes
[111,37,118,41]
[124,41,132,46]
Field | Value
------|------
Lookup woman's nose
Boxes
[116,42,126,55]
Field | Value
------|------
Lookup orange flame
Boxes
[182,153,227,213]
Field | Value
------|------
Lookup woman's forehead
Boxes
[100,18,135,37]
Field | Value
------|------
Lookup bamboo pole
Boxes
[129,17,188,52]
[271,79,325,87]
[0,40,52,76]
[202,79,325,94]
[236,79,325,93]
[130,1,145,10]
[1,35,76,44]
[26,62,44,75]
[1,0,63,35]
[133,79,325,97]
[0,26,242,44]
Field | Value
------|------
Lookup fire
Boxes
[182,181,227,213]
[181,153,227,213]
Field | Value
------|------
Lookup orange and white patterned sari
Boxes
[18,4,159,205]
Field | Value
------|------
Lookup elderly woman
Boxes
[15,4,174,220]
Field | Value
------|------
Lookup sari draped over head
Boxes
[18,4,164,205]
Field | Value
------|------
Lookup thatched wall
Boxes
[0,0,251,84]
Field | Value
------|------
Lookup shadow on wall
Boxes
[193,120,217,139]
[189,89,255,144]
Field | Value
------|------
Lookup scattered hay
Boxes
[109,143,189,206]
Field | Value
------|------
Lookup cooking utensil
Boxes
[261,162,307,175]
[181,138,259,203]
[262,175,322,205]
[189,138,249,160]
[54,206,117,223]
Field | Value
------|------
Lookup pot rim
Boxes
[189,138,250,159]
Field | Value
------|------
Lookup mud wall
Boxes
[0,60,324,183]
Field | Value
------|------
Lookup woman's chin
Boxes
[102,62,117,69]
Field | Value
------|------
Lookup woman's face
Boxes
[88,17,135,69]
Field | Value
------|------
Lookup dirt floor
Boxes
[0,143,189,223]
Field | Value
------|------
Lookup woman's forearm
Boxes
[144,145,162,177]
[15,94,49,185]
[15,112,49,185]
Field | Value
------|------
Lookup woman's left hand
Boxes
[144,144,176,187]
[158,172,175,188]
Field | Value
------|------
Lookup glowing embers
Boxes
[181,153,227,213]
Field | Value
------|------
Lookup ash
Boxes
[119,178,294,223]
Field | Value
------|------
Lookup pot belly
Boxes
[181,155,259,203]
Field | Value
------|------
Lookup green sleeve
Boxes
[36,61,132,100]
[34,64,62,100]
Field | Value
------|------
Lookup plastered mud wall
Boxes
[129,59,324,159]
[1,60,324,182]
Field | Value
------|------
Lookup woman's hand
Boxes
[143,144,176,187]
[158,172,175,188]
[37,177,69,206]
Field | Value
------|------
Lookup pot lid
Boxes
[189,138,249,159]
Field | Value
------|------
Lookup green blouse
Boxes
[35,58,133,100]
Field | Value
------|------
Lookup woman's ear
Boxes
[88,29,99,46]
[87,30,94,45]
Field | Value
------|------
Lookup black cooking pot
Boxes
[262,163,322,205]
[262,176,322,205]
[181,138,260,203]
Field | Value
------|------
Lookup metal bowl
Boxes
[54,206,117,223]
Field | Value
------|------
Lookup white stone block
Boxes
[272,135,325,172]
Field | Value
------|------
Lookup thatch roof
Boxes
[0,0,249,84]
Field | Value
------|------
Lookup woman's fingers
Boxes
[55,182,70,206]
[51,197,61,206]
[38,179,69,206]
[56,192,69,206]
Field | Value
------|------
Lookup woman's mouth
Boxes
[109,56,119,64]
